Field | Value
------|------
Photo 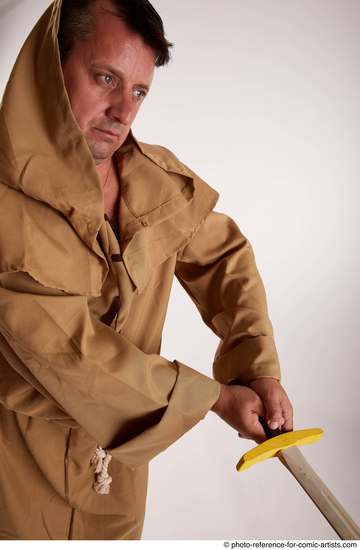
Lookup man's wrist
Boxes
[211,383,229,415]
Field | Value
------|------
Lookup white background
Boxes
[1,0,359,541]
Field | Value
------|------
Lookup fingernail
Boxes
[269,422,279,430]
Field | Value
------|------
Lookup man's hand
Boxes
[248,378,293,432]
[211,379,293,444]
[211,384,269,444]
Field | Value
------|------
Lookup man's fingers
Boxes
[250,410,268,443]
[238,405,267,443]
[262,388,294,431]
[282,418,293,432]
[280,396,294,432]
[245,379,294,437]
[255,398,266,420]
[263,398,284,429]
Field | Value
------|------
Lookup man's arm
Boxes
[175,210,293,440]
[0,270,221,468]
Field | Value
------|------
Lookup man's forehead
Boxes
[91,0,119,19]
[89,0,144,45]
[64,0,157,79]
[88,19,155,61]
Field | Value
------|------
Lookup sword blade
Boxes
[278,446,360,540]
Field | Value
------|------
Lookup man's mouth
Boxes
[94,127,120,140]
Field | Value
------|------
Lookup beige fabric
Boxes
[0,0,281,540]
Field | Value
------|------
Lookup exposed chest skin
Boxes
[99,158,121,220]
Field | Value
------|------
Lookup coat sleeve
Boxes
[0,269,221,468]
[175,210,281,385]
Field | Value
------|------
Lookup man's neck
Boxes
[96,156,121,220]
[96,158,114,189]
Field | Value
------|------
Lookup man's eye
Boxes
[133,89,147,100]
[97,74,115,87]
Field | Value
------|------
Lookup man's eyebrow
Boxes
[90,62,150,92]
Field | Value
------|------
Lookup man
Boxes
[0,0,293,540]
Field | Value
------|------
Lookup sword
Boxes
[236,418,360,540]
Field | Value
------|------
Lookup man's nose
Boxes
[107,93,133,126]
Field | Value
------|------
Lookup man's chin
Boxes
[86,139,118,164]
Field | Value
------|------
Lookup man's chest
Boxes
[103,168,121,221]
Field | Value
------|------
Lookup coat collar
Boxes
[116,133,197,242]
[114,133,220,293]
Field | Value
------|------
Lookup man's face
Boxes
[61,1,156,164]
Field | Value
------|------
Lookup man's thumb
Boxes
[265,401,284,430]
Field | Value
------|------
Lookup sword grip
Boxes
[258,415,282,439]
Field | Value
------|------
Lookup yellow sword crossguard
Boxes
[236,427,360,540]
[236,428,323,472]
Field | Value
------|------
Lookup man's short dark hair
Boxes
[58,0,173,67]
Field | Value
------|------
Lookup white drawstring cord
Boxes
[90,446,113,495]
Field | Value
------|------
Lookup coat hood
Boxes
[0,0,219,288]
[0,0,104,251]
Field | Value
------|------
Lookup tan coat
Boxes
[0,0,281,540]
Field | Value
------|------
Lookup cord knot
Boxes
[90,445,113,495]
